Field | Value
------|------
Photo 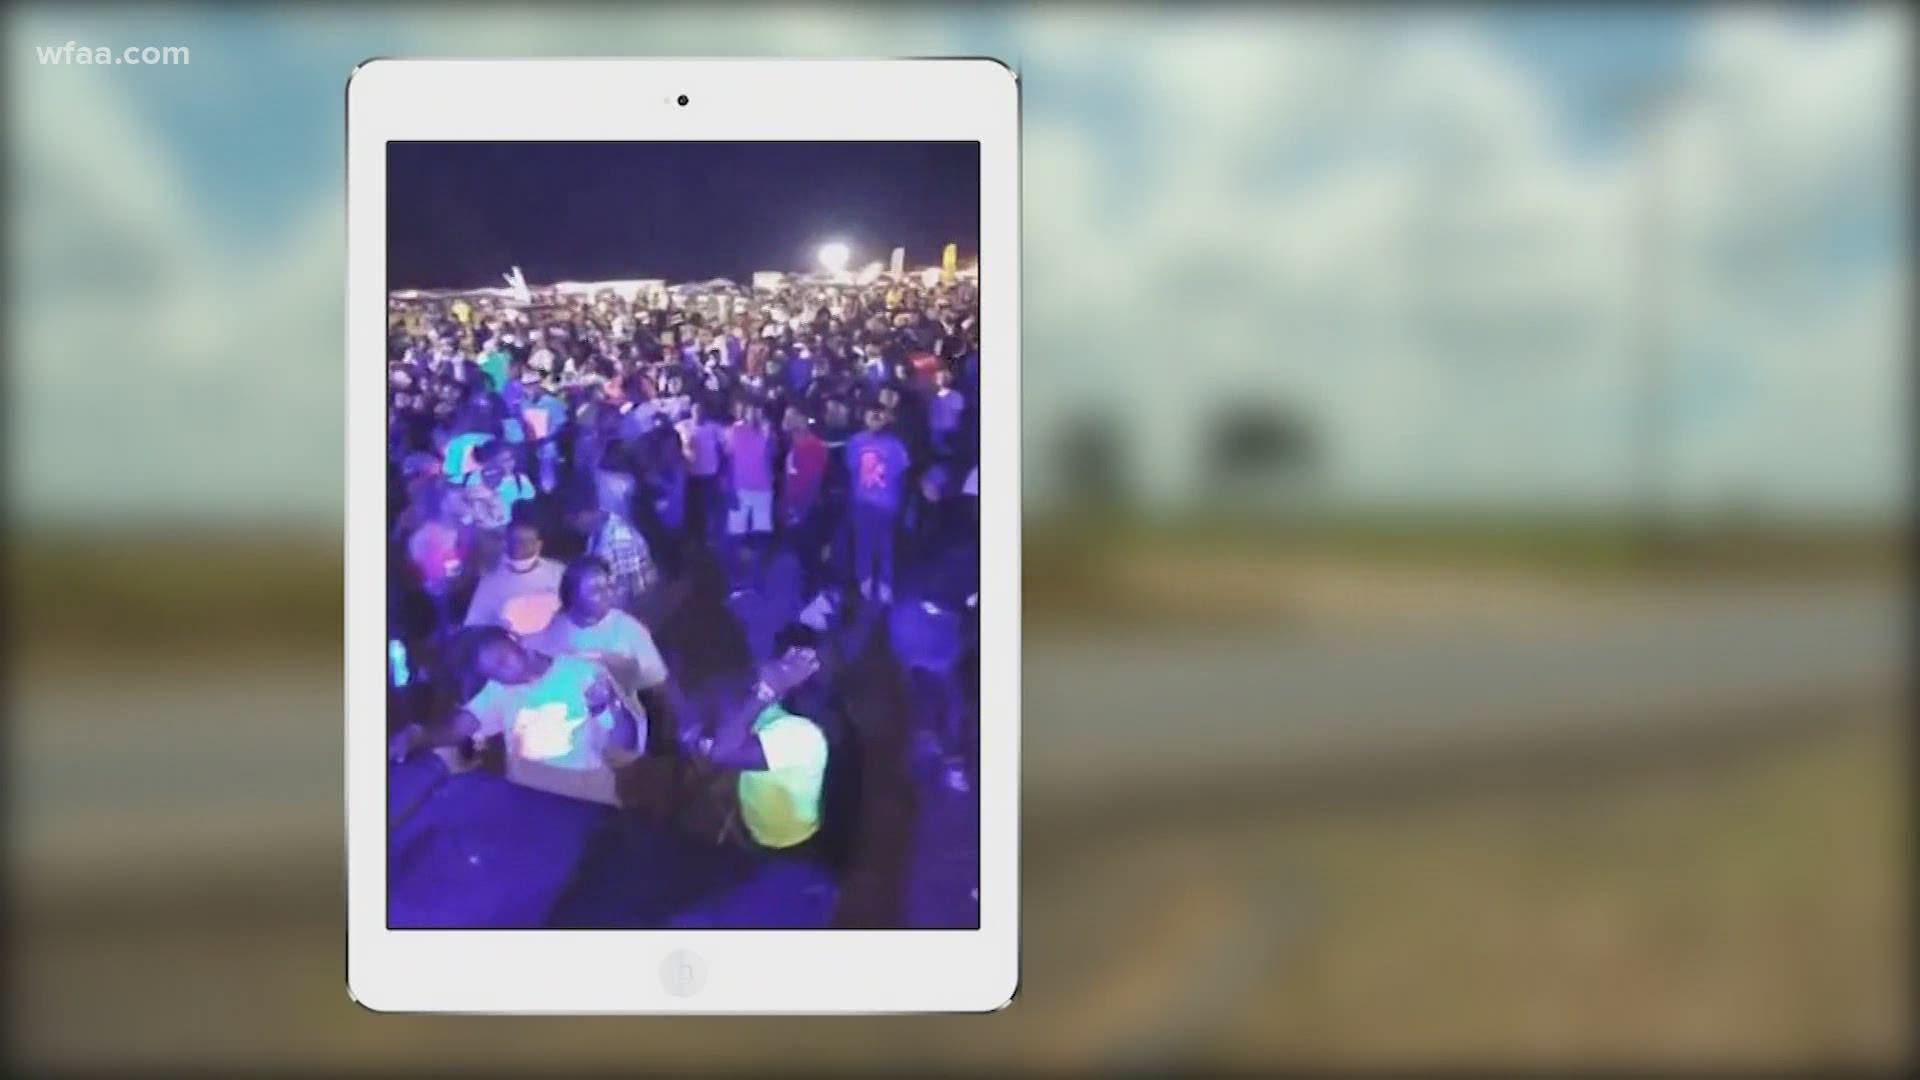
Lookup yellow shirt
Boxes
[736,705,828,849]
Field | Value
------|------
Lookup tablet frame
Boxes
[346,57,1020,1013]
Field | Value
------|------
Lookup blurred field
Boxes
[8,517,1898,660]
[7,527,343,666]
[1027,515,1901,630]
[12,694,1904,1071]
[6,523,1908,1070]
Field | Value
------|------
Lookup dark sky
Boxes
[387,141,980,290]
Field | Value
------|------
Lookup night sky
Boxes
[387,141,980,290]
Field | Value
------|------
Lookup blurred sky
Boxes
[6,4,1908,524]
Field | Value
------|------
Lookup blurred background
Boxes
[5,2,1910,1073]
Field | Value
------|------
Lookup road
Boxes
[1025,577,1900,810]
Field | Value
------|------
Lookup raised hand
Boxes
[757,646,821,699]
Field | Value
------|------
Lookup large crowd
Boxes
[385,269,982,862]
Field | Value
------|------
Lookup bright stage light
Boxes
[817,241,851,273]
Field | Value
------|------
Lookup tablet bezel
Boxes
[346,58,1019,1013]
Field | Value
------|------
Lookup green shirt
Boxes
[736,704,828,849]
[477,348,511,392]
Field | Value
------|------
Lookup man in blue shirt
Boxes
[844,405,911,604]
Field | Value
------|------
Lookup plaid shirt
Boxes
[591,513,657,603]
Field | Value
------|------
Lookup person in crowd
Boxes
[463,511,565,637]
[571,399,611,485]
[675,646,829,850]
[476,334,512,391]
[525,557,676,756]
[390,451,452,542]
[563,483,658,611]
[528,334,558,383]
[403,481,474,631]
[677,397,727,542]
[519,375,569,493]
[464,437,536,535]
[617,372,663,443]
[595,439,640,522]
[725,399,776,547]
[845,405,911,604]
[644,422,688,566]
[889,577,972,794]
[928,367,965,459]
[389,624,635,770]
[780,404,831,591]
[455,437,529,572]
[440,415,496,485]
[907,459,960,566]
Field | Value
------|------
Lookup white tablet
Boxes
[346,58,1019,1013]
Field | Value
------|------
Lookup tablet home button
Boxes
[660,949,707,997]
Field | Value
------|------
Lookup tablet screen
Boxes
[383,141,982,931]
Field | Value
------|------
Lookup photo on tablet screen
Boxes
[383,141,981,930]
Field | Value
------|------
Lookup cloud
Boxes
[7,7,1904,521]
[1015,19,1648,506]
[9,23,344,523]
[1654,10,1908,513]
[1011,8,1905,515]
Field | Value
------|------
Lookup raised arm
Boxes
[693,647,822,772]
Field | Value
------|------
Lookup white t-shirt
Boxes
[526,610,669,700]
[463,557,565,635]
[463,654,612,770]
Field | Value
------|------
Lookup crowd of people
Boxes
[385,269,983,864]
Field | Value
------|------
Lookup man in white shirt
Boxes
[463,515,565,637]
[676,399,726,542]
[526,557,674,754]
